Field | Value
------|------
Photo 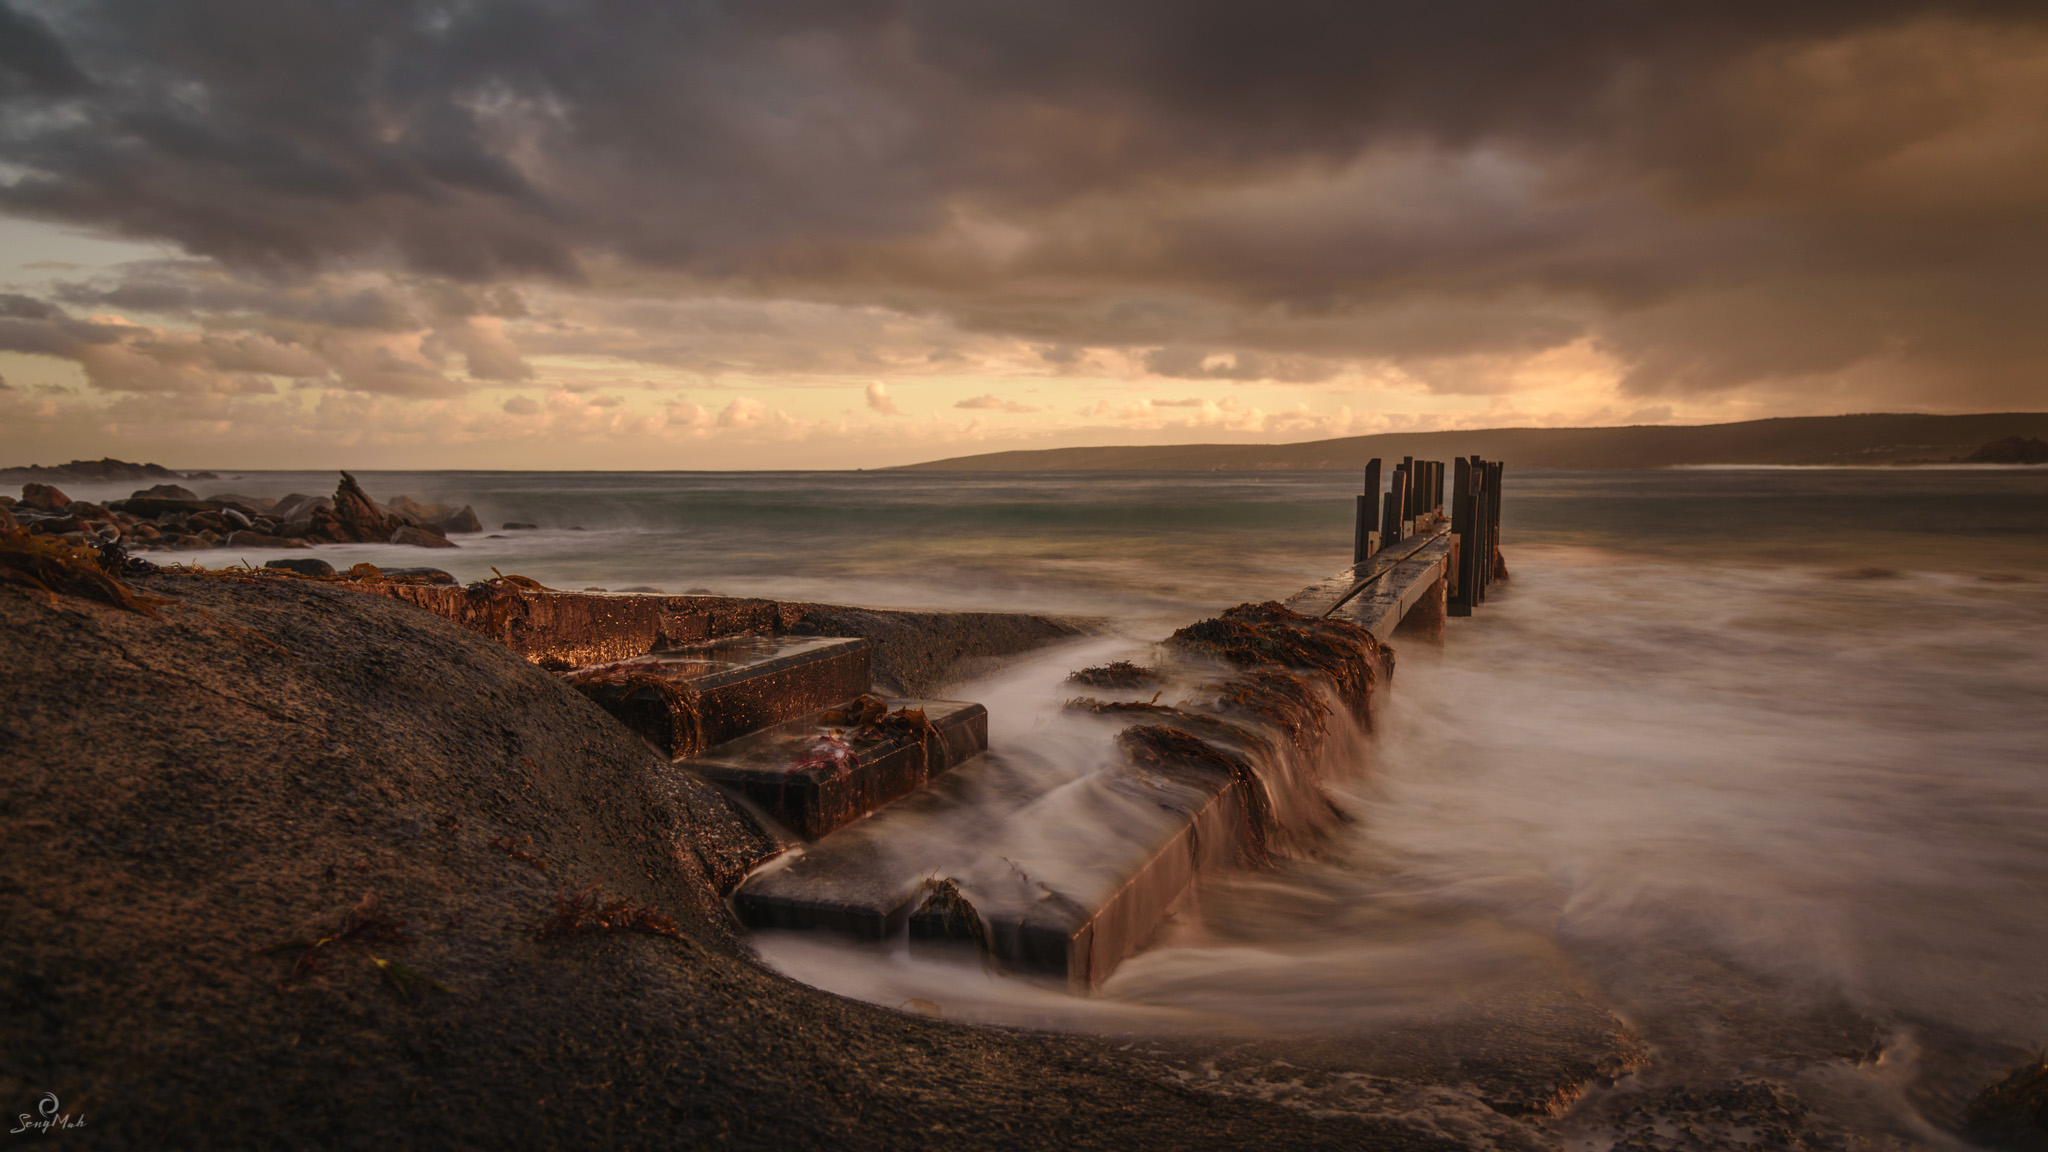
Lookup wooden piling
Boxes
[1355,458,1381,563]
[1449,459,1473,617]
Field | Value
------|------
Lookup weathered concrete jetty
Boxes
[335,455,1505,990]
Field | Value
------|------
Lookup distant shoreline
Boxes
[889,412,2048,472]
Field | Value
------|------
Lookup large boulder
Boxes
[330,471,389,542]
[438,505,483,534]
[133,483,200,502]
[389,525,457,548]
[19,482,70,511]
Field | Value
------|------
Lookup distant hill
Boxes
[893,413,2048,471]
[0,457,198,483]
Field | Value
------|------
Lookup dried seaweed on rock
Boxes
[913,877,994,960]
[560,662,706,754]
[821,693,890,728]
[529,882,682,941]
[265,893,411,988]
[791,733,857,778]
[1,529,169,615]
[1066,660,1160,689]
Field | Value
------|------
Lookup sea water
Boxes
[75,465,2048,1147]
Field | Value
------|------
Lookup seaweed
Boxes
[265,893,411,988]
[489,834,549,872]
[529,882,682,941]
[1207,668,1333,750]
[0,529,170,615]
[1167,601,1385,719]
[561,664,706,755]
[371,956,451,1000]
[487,568,552,591]
[821,693,890,728]
[1067,697,1277,764]
[1964,1054,2048,1149]
[1117,724,1274,867]
[791,733,857,778]
[1066,660,1160,689]
[911,877,994,960]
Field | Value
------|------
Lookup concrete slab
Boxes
[733,726,1277,988]
[567,636,872,758]
[689,697,987,840]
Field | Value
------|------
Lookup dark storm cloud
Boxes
[3,0,2046,402]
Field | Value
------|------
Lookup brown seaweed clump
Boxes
[1964,1056,2048,1150]
[1066,660,1160,689]
[1117,724,1274,867]
[529,882,683,942]
[1167,601,1387,721]
[0,529,169,615]
[560,661,707,756]
[1208,668,1334,748]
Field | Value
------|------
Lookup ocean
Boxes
[65,464,2048,1147]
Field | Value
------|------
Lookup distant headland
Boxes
[893,412,2048,472]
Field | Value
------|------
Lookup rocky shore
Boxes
[0,470,479,553]
[0,551,1486,1150]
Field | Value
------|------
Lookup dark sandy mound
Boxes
[0,573,1462,1149]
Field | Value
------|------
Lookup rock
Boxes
[389,525,458,548]
[270,493,325,523]
[331,472,389,543]
[67,501,107,520]
[1962,436,2048,465]
[380,566,457,585]
[225,530,295,549]
[0,503,15,532]
[222,508,253,529]
[134,483,200,502]
[503,522,538,530]
[108,496,214,518]
[386,494,452,522]
[131,524,162,541]
[438,505,482,534]
[264,557,337,577]
[202,492,276,510]
[20,482,71,511]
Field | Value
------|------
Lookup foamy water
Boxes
[65,464,2048,1144]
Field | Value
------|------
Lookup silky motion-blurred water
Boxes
[114,464,2048,1146]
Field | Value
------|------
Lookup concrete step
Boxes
[733,740,1251,989]
[565,635,871,758]
[688,697,987,841]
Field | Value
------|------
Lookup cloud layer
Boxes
[2,0,2045,464]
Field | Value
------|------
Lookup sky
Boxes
[1,0,2045,470]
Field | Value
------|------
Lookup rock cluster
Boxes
[0,456,190,483]
[1,471,481,552]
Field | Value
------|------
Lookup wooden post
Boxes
[1355,458,1381,563]
[1487,460,1504,583]
[1449,458,1473,617]
[1383,466,1405,543]
[1469,456,1489,605]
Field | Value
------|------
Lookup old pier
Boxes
[327,458,1506,989]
